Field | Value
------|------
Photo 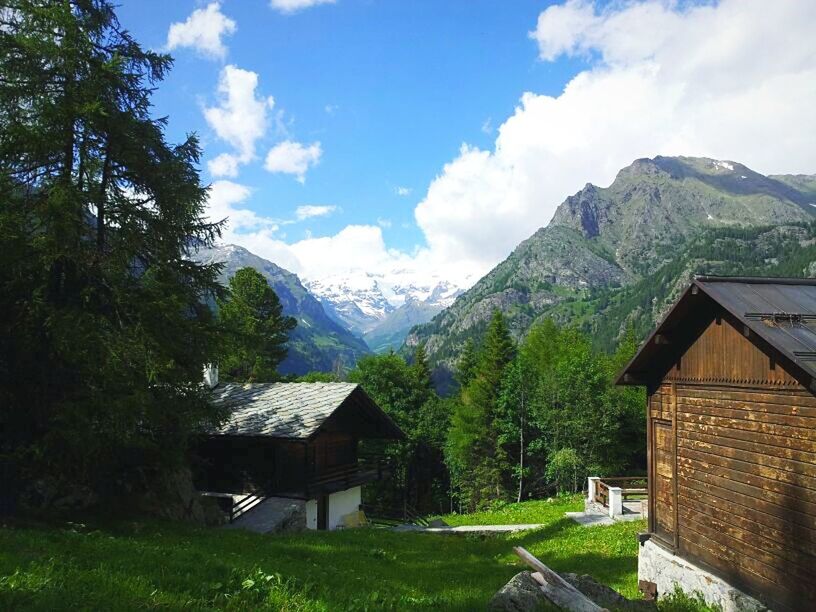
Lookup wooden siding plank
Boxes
[679,455,816,510]
[672,382,679,549]
[679,532,801,611]
[678,429,816,476]
[680,477,816,544]
[678,504,816,573]
[678,446,816,495]
[676,386,816,409]
[674,392,816,419]
[664,318,799,387]
[676,400,816,432]
[676,411,816,445]
[680,512,816,592]
[678,486,816,560]
[681,470,816,529]
[677,418,816,455]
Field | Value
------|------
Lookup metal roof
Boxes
[209,382,402,439]
[617,276,816,385]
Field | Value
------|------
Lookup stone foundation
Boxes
[639,539,768,612]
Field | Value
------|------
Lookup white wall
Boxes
[328,485,361,530]
[305,498,317,530]
[304,486,361,530]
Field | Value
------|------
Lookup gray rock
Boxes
[489,570,657,611]
[488,571,547,612]
[562,573,656,611]
[428,518,449,527]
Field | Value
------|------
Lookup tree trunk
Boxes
[518,387,524,503]
[97,145,112,252]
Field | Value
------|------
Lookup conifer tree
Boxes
[0,1,226,500]
[218,268,296,382]
[455,338,478,388]
[448,310,515,508]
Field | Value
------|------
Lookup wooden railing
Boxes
[594,480,609,506]
[594,477,647,507]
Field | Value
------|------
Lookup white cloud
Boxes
[295,205,337,220]
[207,153,240,178]
[264,140,322,183]
[204,66,275,177]
[270,0,335,14]
[413,0,816,283]
[206,180,277,234]
[166,2,236,60]
[377,217,392,229]
[205,0,816,294]
[394,186,412,197]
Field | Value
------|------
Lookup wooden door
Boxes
[317,495,328,530]
[652,420,675,543]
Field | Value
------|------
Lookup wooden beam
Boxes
[514,547,606,612]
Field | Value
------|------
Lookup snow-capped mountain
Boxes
[305,274,395,335]
[305,271,463,352]
[390,280,462,309]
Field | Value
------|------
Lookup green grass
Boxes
[0,497,653,611]
[436,496,584,526]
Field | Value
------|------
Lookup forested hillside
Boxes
[408,156,816,390]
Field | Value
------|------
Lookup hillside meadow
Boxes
[0,496,714,611]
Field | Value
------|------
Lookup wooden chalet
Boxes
[617,276,816,610]
[195,381,404,530]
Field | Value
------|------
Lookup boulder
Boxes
[489,570,658,611]
[488,572,547,612]
[562,573,656,611]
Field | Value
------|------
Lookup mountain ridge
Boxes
[406,155,816,388]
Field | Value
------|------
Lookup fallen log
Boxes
[513,547,607,612]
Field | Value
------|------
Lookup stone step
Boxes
[225,496,306,534]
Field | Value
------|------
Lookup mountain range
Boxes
[306,274,462,353]
[193,244,370,375]
[406,156,816,390]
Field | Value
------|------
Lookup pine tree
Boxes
[218,268,296,382]
[455,338,478,388]
[0,1,226,500]
[448,310,515,508]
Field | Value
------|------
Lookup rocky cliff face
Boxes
[407,156,816,383]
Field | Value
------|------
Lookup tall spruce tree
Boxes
[0,1,225,502]
[455,338,478,389]
[448,310,515,509]
[217,268,296,382]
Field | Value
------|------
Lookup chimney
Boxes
[203,363,219,389]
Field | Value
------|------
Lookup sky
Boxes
[117,0,816,290]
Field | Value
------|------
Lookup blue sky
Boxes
[115,1,816,288]
[118,0,576,251]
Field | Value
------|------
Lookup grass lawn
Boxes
[0,496,674,611]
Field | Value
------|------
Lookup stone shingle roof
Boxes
[210,382,362,439]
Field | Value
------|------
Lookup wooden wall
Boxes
[195,433,358,495]
[648,317,816,610]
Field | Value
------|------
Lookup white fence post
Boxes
[587,477,600,504]
[608,486,623,519]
